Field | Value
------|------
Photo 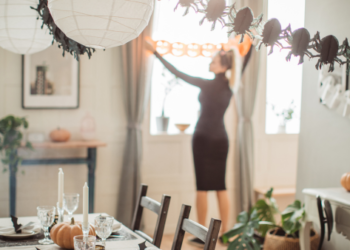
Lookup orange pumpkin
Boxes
[50,218,96,249]
[341,173,350,191]
[50,128,71,142]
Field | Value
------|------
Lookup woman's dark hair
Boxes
[218,49,234,70]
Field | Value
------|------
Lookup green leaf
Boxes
[237,211,249,224]
[265,187,273,198]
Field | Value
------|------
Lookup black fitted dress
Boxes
[155,51,232,191]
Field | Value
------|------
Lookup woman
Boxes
[146,41,242,246]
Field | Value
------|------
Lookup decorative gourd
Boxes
[50,128,71,142]
[341,173,350,191]
[50,217,96,249]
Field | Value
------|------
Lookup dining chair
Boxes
[172,204,221,250]
[131,184,171,248]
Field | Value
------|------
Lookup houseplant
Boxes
[156,67,181,132]
[0,115,32,173]
[222,188,319,250]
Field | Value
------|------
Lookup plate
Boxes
[1,231,40,240]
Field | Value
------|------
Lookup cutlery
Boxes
[17,222,35,231]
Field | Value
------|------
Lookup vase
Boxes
[80,113,96,141]
[156,117,169,132]
[278,119,286,134]
[264,228,319,250]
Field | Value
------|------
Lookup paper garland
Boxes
[153,35,252,58]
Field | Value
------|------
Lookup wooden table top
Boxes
[23,140,107,149]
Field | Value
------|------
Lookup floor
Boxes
[159,234,227,250]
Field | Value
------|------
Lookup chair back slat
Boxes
[204,219,221,250]
[141,196,161,214]
[131,184,148,231]
[153,194,171,248]
[182,219,207,242]
[131,184,171,248]
[172,204,221,250]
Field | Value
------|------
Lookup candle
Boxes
[58,168,64,208]
[83,182,89,228]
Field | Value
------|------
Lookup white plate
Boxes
[1,231,40,240]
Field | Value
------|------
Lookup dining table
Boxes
[0,214,156,250]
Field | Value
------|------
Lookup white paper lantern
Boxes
[47,0,154,49]
[0,0,53,54]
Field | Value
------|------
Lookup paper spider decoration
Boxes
[31,0,95,60]
[227,4,263,43]
[174,0,350,72]
[198,0,230,30]
[174,0,200,16]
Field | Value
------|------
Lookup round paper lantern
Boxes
[48,0,154,49]
[0,0,52,54]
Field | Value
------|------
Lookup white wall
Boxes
[296,0,350,199]
[0,47,127,217]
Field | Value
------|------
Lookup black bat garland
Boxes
[174,0,350,72]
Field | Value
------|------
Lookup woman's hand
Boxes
[145,40,156,53]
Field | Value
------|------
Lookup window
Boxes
[150,1,228,135]
[265,0,305,134]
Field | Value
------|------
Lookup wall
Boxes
[0,47,127,217]
[296,0,350,199]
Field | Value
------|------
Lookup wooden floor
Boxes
[159,234,227,250]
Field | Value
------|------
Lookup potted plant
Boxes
[222,188,319,250]
[270,100,295,133]
[156,67,181,133]
[0,115,32,173]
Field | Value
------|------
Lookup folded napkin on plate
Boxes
[0,225,41,236]
[112,221,122,232]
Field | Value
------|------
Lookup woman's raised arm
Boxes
[153,51,207,88]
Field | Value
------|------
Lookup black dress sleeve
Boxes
[154,51,206,87]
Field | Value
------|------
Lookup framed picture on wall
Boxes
[22,44,80,109]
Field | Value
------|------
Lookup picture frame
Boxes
[22,45,80,109]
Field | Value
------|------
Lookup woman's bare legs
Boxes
[196,191,208,227]
[217,190,230,233]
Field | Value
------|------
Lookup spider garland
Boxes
[31,0,95,60]
[174,0,350,72]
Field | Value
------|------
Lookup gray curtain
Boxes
[117,20,154,227]
[234,0,263,213]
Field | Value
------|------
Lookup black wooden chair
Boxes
[172,204,221,250]
[131,184,171,248]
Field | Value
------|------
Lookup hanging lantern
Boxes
[47,0,154,49]
[0,0,52,54]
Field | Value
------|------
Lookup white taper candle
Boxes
[83,182,89,228]
[58,168,64,208]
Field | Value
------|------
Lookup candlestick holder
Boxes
[82,224,89,237]
[56,202,64,223]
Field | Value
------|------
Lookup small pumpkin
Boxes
[341,173,350,191]
[50,217,96,249]
[50,128,71,142]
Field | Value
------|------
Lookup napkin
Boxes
[112,221,122,232]
[0,225,41,236]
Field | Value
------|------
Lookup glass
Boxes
[94,215,114,247]
[74,235,96,250]
[37,206,56,244]
[64,193,80,220]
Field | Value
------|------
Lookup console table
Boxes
[9,140,107,216]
